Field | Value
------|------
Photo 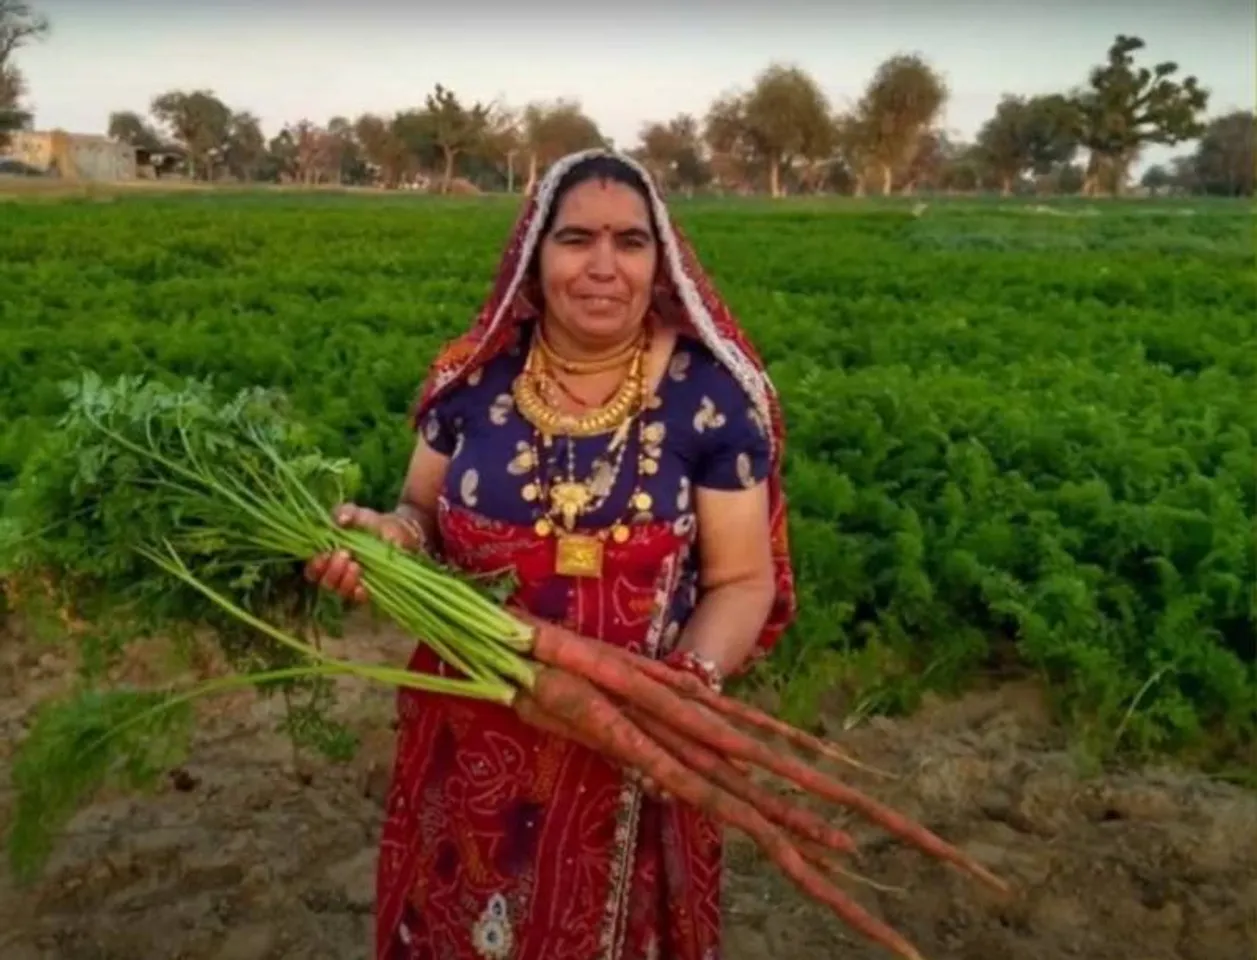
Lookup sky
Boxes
[15,0,1257,172]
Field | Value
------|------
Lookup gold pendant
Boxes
[549,481,592,530]
[555,533,604,578]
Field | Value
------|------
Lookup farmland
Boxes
[1,192,1255,960]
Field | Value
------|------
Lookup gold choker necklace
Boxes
[512,327,649,438]
[534,324,644,376]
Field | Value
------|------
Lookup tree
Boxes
[292,120,335,184]
[0,1,49,148]
[634,113,708,194]
[1191,110,1254,196]
[934,141,987,193]
[223,111,266,181]
[520,99,604,193]
[1073,34,1209,195]
[326,115,370,185]
[422,83,490,192]
[150,89,233,179]
[740,63,833,197]
[897,128,948,193]
[852,54,948,195]
[390,107,439,183]
[831,110,876,195]
[703,92,758,192]
[107,110,163,151]
[0,60,29,144]
[353,113,410,187]
[477,106,523,191]
[975,93,1079,195]
[1140,164,1175,195]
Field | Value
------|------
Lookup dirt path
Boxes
[1,621,1253,960]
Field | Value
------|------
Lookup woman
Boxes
[306,149,797,960]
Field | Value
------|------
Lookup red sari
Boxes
[375,150,797,960]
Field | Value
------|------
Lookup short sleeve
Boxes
[417,390,461,456]
[691,372,771,491]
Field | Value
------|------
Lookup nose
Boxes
[585,234,616,280]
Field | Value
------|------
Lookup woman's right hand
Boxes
[304,503,425,604]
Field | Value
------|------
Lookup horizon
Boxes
[14,0,1257,173]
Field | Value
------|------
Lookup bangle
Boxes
[666,650,724,693]
[388,508,427,553]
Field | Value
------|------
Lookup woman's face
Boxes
[537,177,658,349]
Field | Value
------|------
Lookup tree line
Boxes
[1,1,1252,197]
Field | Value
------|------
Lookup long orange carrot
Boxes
[627,704,857,856]
[510,612,857,774]
[605,642,887,777]
[529,622,1009,897]
[797,838,908,897]
[520,668,926,960]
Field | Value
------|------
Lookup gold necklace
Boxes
[527,403,654,578]
[514,327,658,578]
[535,324,644,375]
[512,330,647,438]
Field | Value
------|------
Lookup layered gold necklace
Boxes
[510,324,654,578]
[513,326,648,438]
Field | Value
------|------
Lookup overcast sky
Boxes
[16,0,1257,169]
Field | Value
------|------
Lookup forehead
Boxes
[550,178,652,229]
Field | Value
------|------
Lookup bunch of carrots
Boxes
[2,373,1011,960]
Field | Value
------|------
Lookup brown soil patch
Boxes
[1,617,1253,960]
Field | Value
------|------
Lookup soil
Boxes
[1,616,1253,960]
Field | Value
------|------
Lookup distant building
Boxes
[6,130,138,181]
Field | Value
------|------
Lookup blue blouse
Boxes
[419,328,771,535]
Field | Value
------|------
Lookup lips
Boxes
[577,295,624,311]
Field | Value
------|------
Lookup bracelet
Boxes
[388,506,428,554]
[666,650,724,693]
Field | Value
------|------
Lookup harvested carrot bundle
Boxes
[2,372,1008,960]
[625,702,857,856]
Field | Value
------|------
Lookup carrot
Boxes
[627,704,857,856]
[521,667,927,960]
[797,838,908,897]
[606,642,889,779]
[519,697,603,749]
[529,622,1009,897]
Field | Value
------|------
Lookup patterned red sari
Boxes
[375,150,797,960]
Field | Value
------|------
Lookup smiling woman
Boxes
[304,149,797,960]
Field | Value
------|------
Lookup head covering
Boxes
[411,148,797,664]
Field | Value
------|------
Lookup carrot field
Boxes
[0,192,1255,960]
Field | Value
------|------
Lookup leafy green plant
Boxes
[1,196,1252,780]
[0,371,529,881]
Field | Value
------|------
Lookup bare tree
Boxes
[0,1,49,147]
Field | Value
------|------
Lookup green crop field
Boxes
[1,193,1253,777]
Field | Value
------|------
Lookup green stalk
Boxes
[68,662,365,767]
[140,541,516,704]
[345,532,530,643]
[86,399,535,686]
[361,574,499,685]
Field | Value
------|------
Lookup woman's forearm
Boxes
[676,577,776,678]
